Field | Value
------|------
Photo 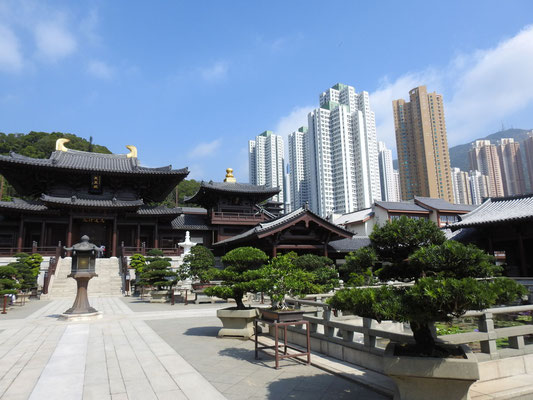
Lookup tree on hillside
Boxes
[160,179,202,207]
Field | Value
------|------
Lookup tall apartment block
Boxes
[524,131,533,190]
[469,170,491,205]
[392,86,454,202]
[378,141,400,202]
[288,127,309,211]
[307,83,381,217]
[451,168,472,205]
[497,138,526,196]
[248,130,285,204]
[469,140,504,197]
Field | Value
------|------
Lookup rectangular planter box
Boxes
[261,309,305,322]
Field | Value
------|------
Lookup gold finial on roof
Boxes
[224,168,236,183]
[55,138,70,152]
[126,145,138,158]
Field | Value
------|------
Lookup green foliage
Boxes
[256,254,316,309]
[181,245,215,282]
[160,179,202,207]
[293,254,333,271]
[408,241,501,279]
[0,265,20,295]
[147,248,164,257]
[329,216,526,355]
[7,253,42,290]
[130,254,146,275]
[0,131,111,200]
[340,247,377,285]
[205,247,268,309]
[370,216,445,280]
[138,253,177,290]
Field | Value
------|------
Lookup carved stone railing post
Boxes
[479,312,498,357]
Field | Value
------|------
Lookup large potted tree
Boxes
[205,247,268,338]
[256,253,316,322]
[180,245,216,289]
[138,249,178,303]
[329,217,526,400]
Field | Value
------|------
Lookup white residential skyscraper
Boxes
[307,83,381,217]
[451,168,472,205]
[469,170,491,205]
[248,131,284,204]
[378,141,400,202]
[288,127,309,211]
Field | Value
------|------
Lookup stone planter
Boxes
[149,290,170,303]
[216,307,260,339]
[383,343,480,400]
[261,309,305,322]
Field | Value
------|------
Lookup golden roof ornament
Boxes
[126,145,138,158]
[224,168,236,183]
[55,138,70,152]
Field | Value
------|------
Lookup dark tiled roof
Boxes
[451,195,533,228]
[213,206,353,246]
[329,237,371,252]
[0,198,48,212]
[41,194,144,208]
[136,206,181,215]
[375,201,429,213]
[414,197,477,212]
[171,214,211,230]
[0,150,188,175]
[179,207,207,214]
[185,181,280,204]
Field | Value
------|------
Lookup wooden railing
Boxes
[211,211,265,222]
[42,243,62,295]
[120,244,183,257]
[0,244,60,257]
[284,298,533,360]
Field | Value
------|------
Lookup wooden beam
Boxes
[17,216,24,252]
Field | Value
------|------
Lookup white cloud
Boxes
[188,139,222,158]
[87,60,114,79]
[0,25,23,71]
[274,105,314,145]
[370,25,533,155]
[200,61,228,82]
[34,21,76,61]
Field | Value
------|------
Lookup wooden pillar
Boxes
[154,219,159,249]
[136,223,141,250]
[272,246,277,258]
[112,217,117,257]
[17,216,24,252]
[67,214,73,248]
[518,232,528,277]
[40,221,46,248]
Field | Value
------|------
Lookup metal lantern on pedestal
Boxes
[61,235,101,318]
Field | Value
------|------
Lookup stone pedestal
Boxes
[60,272,102,320]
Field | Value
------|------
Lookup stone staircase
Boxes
[46,257,123,298]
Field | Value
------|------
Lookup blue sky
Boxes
[1,1,533,182]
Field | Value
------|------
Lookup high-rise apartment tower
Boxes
[378,141,400,202]
[392,86,454,202]
[497,138,526,196]
[469,140,505,197]
[307,83,381,217]
[248,131,284,204]
[288,127,309,211]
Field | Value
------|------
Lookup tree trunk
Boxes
[410,321,435,355]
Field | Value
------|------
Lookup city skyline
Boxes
[0,1,532,182]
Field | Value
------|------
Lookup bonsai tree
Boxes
[129,254,146,275]
[329,218,526,356]
[257,253,316,309]
[204,247,268,310]
[8,253,42,291]
[0,265,20,295]
[138,252,178,291]
[180,245,216,283]
[293,254,339,293]
[339,247,377,286]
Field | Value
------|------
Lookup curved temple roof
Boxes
[185,180,280,207]
[0,149,188,175]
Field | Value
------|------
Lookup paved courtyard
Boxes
[0,297,388,400]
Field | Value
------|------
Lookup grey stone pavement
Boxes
[0,297,388,400]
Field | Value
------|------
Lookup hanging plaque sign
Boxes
[89,175,102,194]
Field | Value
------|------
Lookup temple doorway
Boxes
[73,219,109,256]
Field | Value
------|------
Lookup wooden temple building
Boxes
[0,139,355,258]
